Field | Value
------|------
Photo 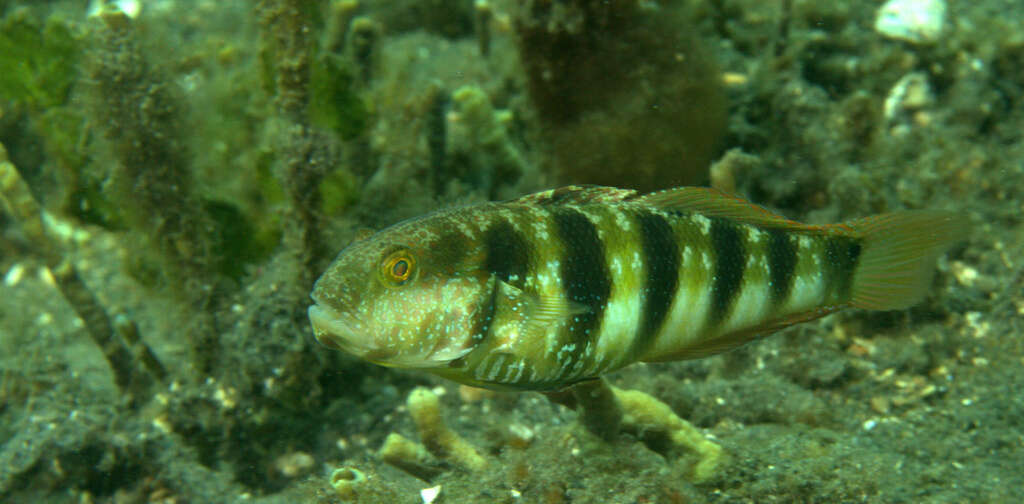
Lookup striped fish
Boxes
[308,185,967,390]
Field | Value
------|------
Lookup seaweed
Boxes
[0,12,78,109]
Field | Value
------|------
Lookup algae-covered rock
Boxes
[515,0,726,191]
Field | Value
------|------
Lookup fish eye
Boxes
[381,249,416,286]
[392,259,409,278]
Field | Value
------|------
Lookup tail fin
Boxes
[842,211,969,310]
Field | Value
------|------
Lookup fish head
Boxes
[309,211,490,369]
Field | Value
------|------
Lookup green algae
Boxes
[309,52,369,141]
[0,13,79,109]
[0,11,110,227]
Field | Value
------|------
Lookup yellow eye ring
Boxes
[381,249,416,286]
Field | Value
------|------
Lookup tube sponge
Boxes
[407,387,488,472]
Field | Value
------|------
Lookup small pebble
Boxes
[875,0,946,44]
[884,72,933,122]
[507,423,535,448]
[273,451,314,478]
[3,263,25,287]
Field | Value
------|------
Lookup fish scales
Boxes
[308,185,968,390]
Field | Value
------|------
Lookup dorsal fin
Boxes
[507,185,639,206]
[636,186,810,231]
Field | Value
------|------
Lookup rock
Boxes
[875,0,946,44]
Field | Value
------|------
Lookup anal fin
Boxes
[642,307,841,362]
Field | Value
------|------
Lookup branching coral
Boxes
[550,378,725,482]
[380,381,724,485]
[0,142,164,405]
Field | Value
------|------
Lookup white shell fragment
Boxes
[87,0,142,19]
[875,0,946,44]
[3,263,25,287]
[421,485,442,504]
[883,72,933,122]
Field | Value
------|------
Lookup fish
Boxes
[308,185,967,391]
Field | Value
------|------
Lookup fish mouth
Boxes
[308,303,408,365]
[308,303,373,356]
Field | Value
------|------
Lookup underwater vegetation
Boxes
[0,0,1022,503]
[516,0,727,191]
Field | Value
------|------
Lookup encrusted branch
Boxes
[0,143,163,405]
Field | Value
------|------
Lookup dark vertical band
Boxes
[631,209,679,358]
[483,214,533,287]
[434,228,472,267]
[824,237,862,303]
[708,218,745,326]
[551,208,611,350]
[766,229,797,307]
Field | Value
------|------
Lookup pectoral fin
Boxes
[496,281,587,344]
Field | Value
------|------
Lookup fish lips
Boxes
[309,304,411,364]
[307,303,470,368]
[308,303,370,355]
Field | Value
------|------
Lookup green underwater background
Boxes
[1,0,1022,502]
